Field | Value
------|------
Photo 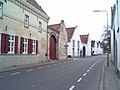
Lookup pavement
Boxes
[100,59,120,90]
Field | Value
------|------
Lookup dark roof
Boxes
[80,34,89,44]
[66,27,76,42]
[27,0,47,15]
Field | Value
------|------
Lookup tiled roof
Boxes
[80,34,89,44]
[48,24,61,31]
[66,27,76,42]
[27,0,47,15]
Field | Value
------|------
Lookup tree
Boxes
[101,26,111,53]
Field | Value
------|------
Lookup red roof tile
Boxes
[80,34,89,44]
[27,0,47,15]
[49,24,61,31]
[66,27,76,42]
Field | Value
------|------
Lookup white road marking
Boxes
[10,72,20,75]
[87,70,90,72]
[26,69,33,72]
[69,85,75,90]
[0,76,2,77]
[90,67,92,70]
[38,67,43,69]
[46,65,51,67]
[59,63,62,64]
[32,85,35,88]
[64,62,66,63]
[53,64,57,66]
[77,78,82,82]
[83,73,87,76]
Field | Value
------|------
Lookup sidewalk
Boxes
[100,60,120,90]
[0,58,72,73]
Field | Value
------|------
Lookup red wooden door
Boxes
[50,35,56,60]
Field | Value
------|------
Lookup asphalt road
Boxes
[0,55,106,90]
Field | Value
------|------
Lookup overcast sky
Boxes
[36,0,115,41]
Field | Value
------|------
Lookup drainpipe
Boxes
[46,17,50,61]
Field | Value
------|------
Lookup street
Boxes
[0,55,106,90]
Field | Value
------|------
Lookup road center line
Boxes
[69,85,75,90]
[26,69,33,72]
[83,73,87,76]
[90,67,92,70]
[10,72,20,75]
[77,78,82,82]
[87,70,90,72]
[46,65,51,67]
[38,67,43,69]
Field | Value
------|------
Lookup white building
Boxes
[80,34,91,57]
[67,26,82,57]
[111,0,120,77]
[91,40,103,55]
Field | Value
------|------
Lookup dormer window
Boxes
[24,14,29,28]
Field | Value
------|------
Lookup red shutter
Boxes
[15,36,18,53]
[28,39,32,54]
[5,34,9,53]
[36,40,38,54]
[20,37,23,53]
[1,33,6,53]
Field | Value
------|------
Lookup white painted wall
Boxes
[67,27,82,57]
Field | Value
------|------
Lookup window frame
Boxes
[8,35,15,54]
[32,40,36,54]
[24,14,29,28]
[0,2,3,18]
[23,38,28,54]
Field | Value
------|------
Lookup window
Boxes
[32,40,36,54]
[1,33,18,53]
[23,38,28,54]
[24,14,29,27]
[38,21,42,32]
[8,35,15,53]
[20,37,38,54]
[0,2,3,18]
[73,40,75,47]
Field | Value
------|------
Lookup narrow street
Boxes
[0,55,106,90]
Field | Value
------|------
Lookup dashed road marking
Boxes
[46,65,51,67]
[77,78,82,82]
[87,69,90,72]
[83,73,87,76]
[0,76,2,78]
[69,85,75,90]
[38,67,43,69]
[10,72,20,75]
[53,64,57,66]
[26,69,33,72]
[90,67,92,70]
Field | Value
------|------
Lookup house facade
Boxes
[111,0,120,77]
[0,0,49,69]
[91,40,103,55]
[67,26,82,57]
[80,34,91,57]
[48,20,68,60]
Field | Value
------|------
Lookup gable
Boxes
[66,27,75,42]
[80,34,89,44]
